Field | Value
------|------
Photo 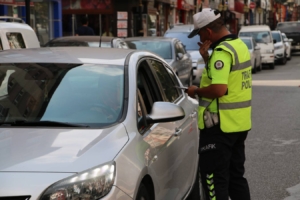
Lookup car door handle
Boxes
[174,128,182,137]
[190,111,197,118]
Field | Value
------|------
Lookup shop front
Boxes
[62,0,114,36]
[176,0,194,24]
[0,0,62,45]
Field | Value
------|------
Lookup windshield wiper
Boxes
[0,120,89,127]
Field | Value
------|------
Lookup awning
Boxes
[235,0,245,13]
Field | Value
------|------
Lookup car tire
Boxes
[187,164,206,200]
[257,60,262,71]
[269,63,275,69]
[281,54,287,65]
[252,61,257,74]
[136,183,151,200]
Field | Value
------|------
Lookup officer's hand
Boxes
[187,85,198,99]
[198,40,211,63]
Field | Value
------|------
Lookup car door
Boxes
[143,58,198,199]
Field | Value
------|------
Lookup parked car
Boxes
[276,21,300,52]
[271,30,287,65]
[281,32,293,60]
[44,36,129,49]
[0,47,203,200]
[164,24,211,86]
[0,19,40,50]
[240,36,262,73]
[238,25,275,69]
[124,37,193,86]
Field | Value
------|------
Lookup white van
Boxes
[238,25,275,69]
[0,19,40,50]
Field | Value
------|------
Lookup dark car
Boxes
[43,36,129,49]
[276,21,300,52]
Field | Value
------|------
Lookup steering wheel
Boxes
[89,103,118,119]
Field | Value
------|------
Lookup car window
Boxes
[272,32,282,42]
[239,31,272,43]
[0,63,124,127]
[98,42,112,48]
[148,59,181,102]
[6,32,26,49]
[164,32,200,50]
[137,60,162,114]
[127,41,172,59]
[241,39,253,49]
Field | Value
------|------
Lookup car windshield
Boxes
[241,38,253,49]
[88,42,111,48]
[272,32,282,42]
[164,32,200,50]
[239,31,272,43]
[277,22,300,33]
[0,63,124,127]
[126,41,172,59]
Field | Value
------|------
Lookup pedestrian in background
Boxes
[75,16,95,36]
[186,8,252,200]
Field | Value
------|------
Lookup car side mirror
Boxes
[177,53,184,60]
[273,40,276,43]
[289,38,293,42]
[283,38,288,42]
[254,46,261,50]
[146,102,185,124]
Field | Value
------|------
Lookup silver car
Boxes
[124,37,193,87]
[44,36,129,49]
[240,36,262,73]
[164,24,212,86]
[0,47,202,199]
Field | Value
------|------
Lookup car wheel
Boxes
[269,63,275,69]
[257,60,262,71]
[187,164,206,200]
[136,183,151,200]
[281,54,287,65]
[252,61,257,74]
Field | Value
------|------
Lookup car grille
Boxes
[0,196,31,200]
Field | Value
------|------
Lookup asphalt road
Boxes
[245,54,300,200]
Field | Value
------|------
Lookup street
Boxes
[245,54,300,200]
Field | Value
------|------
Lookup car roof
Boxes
[51,36,120,43]
[0,21,34,31]
[124,37,176,42]
[165,24,194,33]
[0,47,135,65]
[239,25,271,31]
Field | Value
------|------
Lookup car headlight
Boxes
[275,45,283,50]
[39,161,116,200]
[266,49,274,53]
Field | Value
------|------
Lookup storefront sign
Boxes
[117,29,127,37]
[117,20,127,28]
[249,2,256,9]
[62,0,112,11]
[117,12,128,20]
[0,0,33,6]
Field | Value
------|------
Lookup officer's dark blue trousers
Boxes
[199,125,251,200]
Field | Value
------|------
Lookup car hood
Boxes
[188,50,212,62]
[274,41,283,47]
[0,124,128,173]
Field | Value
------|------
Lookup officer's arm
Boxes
[194,84,227,98]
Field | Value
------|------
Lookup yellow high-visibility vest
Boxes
[198,39,252,132]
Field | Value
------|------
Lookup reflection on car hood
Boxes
[188,50,213,62]
[0,124,128,172]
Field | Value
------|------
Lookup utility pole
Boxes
[25,0,30,25]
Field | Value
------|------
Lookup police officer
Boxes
[186,8,252,200]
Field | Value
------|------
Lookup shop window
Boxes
[6,33,26,49]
